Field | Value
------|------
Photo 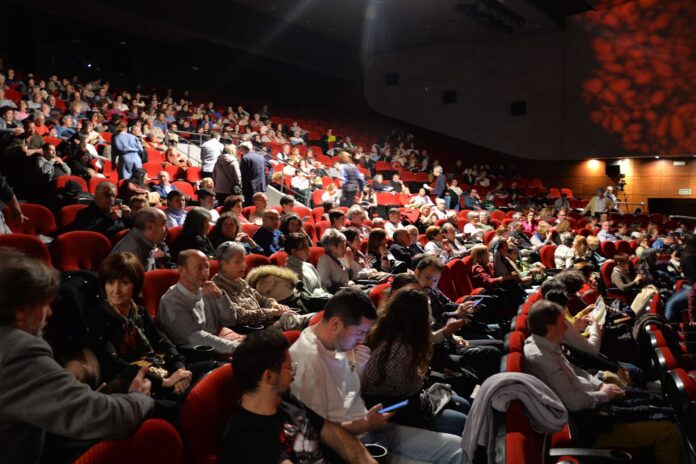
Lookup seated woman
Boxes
[531,222,554,250]
[284,233,332,311]
[468,244,525,320]
[86,253,193,400]
[172,207,216,259]
[611,253,646,304]
[118,168,150,203]
[365,228,404,274]
[417,204,437,232]
[321,183,340,208]
[211,242,311,330]
[165,146,192,169]
[586,235,607,266]
[363,288,469,436]
[423,226,452,264]
[316,228,353,293]
[209,211,264,254]
[279,214,313,247]
[574,261,600,305]
[492,240,532,287]
[220,195,250,224]
[342,228,388,282]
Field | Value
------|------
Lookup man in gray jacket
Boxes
[0,251,154,464]
[110,207,169,271]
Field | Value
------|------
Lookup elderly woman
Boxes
[284,233,332,299]
[87,253,192,397]
[209,211,263,253]
[212,242,310,330]
[316,228,353,293]
[423,226,451,264]
[341,227,380,281]
[220,195,250,224]
[172,207,216,259]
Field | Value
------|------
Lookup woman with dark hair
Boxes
[87,252,192,398]
[219,195,249,224]
[209,211,263,253]
[363,288,469,436]
[279,213,313,246]
[366,228,399,273]
[118,168,149,202]
[341,227,387,281]
[171,207,216,258]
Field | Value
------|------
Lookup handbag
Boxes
[419,382,453,428]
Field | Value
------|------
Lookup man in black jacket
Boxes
[389,229,414,270]
[71,182,130,238]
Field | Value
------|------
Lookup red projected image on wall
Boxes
[579,0,696,155]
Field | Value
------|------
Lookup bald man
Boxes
[158,250,242,354]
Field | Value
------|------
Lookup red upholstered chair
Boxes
[539,245,557,269]
[143,162,164,178]
[314,220,331,240]
[448,259,485,301]
[293,205,312,221]
[269,251,288,267]
[164,164,181,180]
[245,254,271,276]
[74,419,184,464]
[185,166,203,183]
[616,240,632,255]
[110,228,130,247]
[241,223,260,237]
[165,226,183,249]
[303,222,317,243]
[0,234,52,265]
[56,175,88,193]
[283,330,301,345]
[308,246,325,267]
[369,282,391,308]
[179,364,239,464]
[437,264,459,302]
[504,331,526,354]
[4,203,57,236]
[600,240,617,259]
[309,311,324,326]
[172,181,195,197]
[141,269,179,318]
[59,204,89,230]
[51,231,112,271]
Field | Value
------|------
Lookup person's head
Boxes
[586,235,600,251]
[328,209,346,229]
[94,182,117,211]
[367,288,433,377]
[342,227,362,252]
[367,228,388,255]
[261,209,280,232]
[321,228,347,258]
[98,252,145,307]
[393,228,411,247]
[157,170,171,185]
[574,261,595,281]
[223,195,244,215]
[233,330,292,397]
[441,223,457,241]
[478,211,489,224]
[252,192,268,210]
[557,209,567,222]
[613,252,631,271]
[279,195,295,214]
[338,150,353,164]
[214,212,240,241]
[555,270,585,294]
[638,247,657,269]
[390,273,420,292]
[346,206,365,226]
[413,254,444,294]
[559,232,574,247]
[601,221,611,231]
[527,300,566,343]
[467,211,480,223]
[573,235,588,256]
[197,189,216,210]
[405,225,419,243]
[425,226,442,242]
[167,190,185,210]
[216,241,247,280]
[540,276,566,298]
[469,244,490,266]
[183,207,212,237]
[435,198,446,211]
[319,287,378,351]
[0,251,59,335]
[284,233,310,261]
[176,250,210,291]
[132,207,167,244]
[543,288,569,310]
[279,214,303,236]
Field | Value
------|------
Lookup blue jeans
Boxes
[118,153,142,180]
[665,286,690,322]
[433,392,470,436]
[362,423,465,464]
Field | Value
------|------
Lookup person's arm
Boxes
[320,421,377,464]
[0,334,154,440]
[211,292,238,327]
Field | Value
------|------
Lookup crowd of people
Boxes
[0,65,694,464]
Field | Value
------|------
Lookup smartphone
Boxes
[379,400,409,414]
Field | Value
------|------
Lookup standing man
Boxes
[112,122,145,180]
[200,131,224,179]
[239,141,268,206]
[339,151,364,208]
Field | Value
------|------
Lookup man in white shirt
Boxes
[383,208,404,239]
[200,131,224,178]
[290,288,464,464]
[554,232,575,269]
[597,221,618,243]
[463,211,485,243]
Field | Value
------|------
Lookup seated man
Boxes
[197,188,219,224]
[597,221,618,243]
[328,209,346,231]
[524,300,686,464]
[71,182,131,238]
[290,287,464,464]
[279,194,296,219]
[389,229,413,269]
[150,170,177,201]
[164,189,187,228]
[35,142,71,182]
[219,331,376,464]
[252,209,283,257]
[346,205,371,239]
[463,211,485,243]
[0,251,153,463]
[383,208,404,239]
[110,207,171,271]
[158,250,242,355]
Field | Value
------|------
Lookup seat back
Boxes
[437,263,459,301]
[0,234,52,265]
[5,203,57,235]
[165,226,184,249]
[615,240,632,255]
[600,240,617,259]
[172,181,195,197]
[141,269,179,317]
[245,254,271,276]
[56,175,88,193]
[269,251,289,267]
[60,204,89,229]
[539,245,557,269]
[180,365,239,464]
[51,231,112,271]
[599,260,616,289]
[74,419,184,464]
[369,282,392,308]
[308,247,325,267]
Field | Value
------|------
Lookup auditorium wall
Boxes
[364,1,696,161]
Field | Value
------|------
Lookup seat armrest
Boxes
[549,447,632,463]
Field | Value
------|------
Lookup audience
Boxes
[252,209,283,256]
[71,182,131,238]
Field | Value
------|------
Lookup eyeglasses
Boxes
[282,362,298,375]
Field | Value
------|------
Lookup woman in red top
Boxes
[468,244,525,320]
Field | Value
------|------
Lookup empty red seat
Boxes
[269,251,288,267]
[51,231,112,271]
[141,269,179,317]
[4,203,57,236]
[0,234,52,265]
[600,240,617,259]
[241,223,260,237]
[172,181,195,197]
[308,246,325,267]
[185,166,202,183]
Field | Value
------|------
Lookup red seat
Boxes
[437,263,459,302]
[616,240,632,255]
[164,164,181,180]
[308,246,325,267]
[74,419,184,464]
[180,365,239,464]
[548,187,561,199]
[600,240,617,259]
[504,330,526,354]
[269,251,288,267]
[4,203,57,236]
[51,231,112,271]
[293,205,312,221]
[539,245,557,269]
[59,204,89,229]
[303,222,317,243]
[141,269,179,317]
[185,166,203,183]
[245,254,271,276]
[369,282,392,308]
[165,226,183,249]
[172,181,195,197]
[241,223,260,237]
[560,188,573,198]
[315,220,331,240]
[312,189,326,207]
[56,175,88,193]
[143,162,164,178]
[309,311,324,326]
[376,192,399,206]
[146,147,165,163]
[110,228,130,247]
[0,234,52,265]
[283,329,301,345]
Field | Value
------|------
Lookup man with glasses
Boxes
[220,331,376,464]
[71,181,131,238]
